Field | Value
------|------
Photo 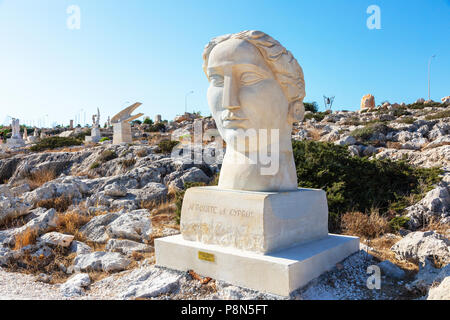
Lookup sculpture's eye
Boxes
[240,72,264,86]
[210,74,224,87]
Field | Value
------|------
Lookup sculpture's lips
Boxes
[222,116,248,121]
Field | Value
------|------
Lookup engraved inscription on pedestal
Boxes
[180,186,328,254]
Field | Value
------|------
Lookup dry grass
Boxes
[307,128,321,141]
[26,169,56,190]
[36,195,73,213]
[6,247,77,284]
[422,141,450,150]
[363,236,419,273]
[135,149,148,157]
[55,211,91,240]
[0,216,27,231]
[13,228,38,250]
[385,141,403,149]
[341,210,390,239]
[47,146,84,153]
[421,217,450,238]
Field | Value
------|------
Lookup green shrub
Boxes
[389,216,410,231]
[398,117,415,124]
[89,162,100,170]
[98,150,117,162]
[303,110,331,122]
[350,123,391,141]
[157,140,180,153]
[145,123,166,133]
[30,137,83,152]
[304,102,318,113]
[99,137,110,142]
[407,102,447,110]
[143,118,154,125]
[425,109,450,120]
[292,140,442,231]
[392,108,411,117]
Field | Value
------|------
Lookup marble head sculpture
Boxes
[203,30,306,192]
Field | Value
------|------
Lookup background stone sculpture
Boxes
[112,102,143,144]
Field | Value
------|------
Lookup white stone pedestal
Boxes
[113,122,132,144]
[6,138,25,147]
[85,127,101,143]
[155,234,359,296]
[180,187,329,254]
[155,187,359,296]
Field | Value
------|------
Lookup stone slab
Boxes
[113,122,132,144]
[181,187,328,254]
[155,234,360,296]
[6,138,25,146]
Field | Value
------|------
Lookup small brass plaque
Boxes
[198,251,215,262]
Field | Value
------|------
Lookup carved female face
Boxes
[206,38,290,144]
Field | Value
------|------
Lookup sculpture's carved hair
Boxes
[203,30,306,122]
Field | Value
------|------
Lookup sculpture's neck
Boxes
[218,130,297,192]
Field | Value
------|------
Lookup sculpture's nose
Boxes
[222,72,240,111]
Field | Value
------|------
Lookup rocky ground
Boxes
[0,99,449,300]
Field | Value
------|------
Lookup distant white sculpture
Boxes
[85,108,102,143]
[7,118,25,147]
[111,102,143,144]
[155,115,162,124]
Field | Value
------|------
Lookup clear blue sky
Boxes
[0,0,449,127]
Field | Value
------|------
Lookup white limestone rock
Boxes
[119,267,182,299]
[104,182,127,197]
[391,231,450,264]
[0,208,57,247]
[334,136,356,146]
[69,240,93,255]
[427,276,450,300]
[72,251,130,273]
[106,239,152,256]
[106,209,152,243]
[0,196,31,224]
[79,212,120,244]
[60,273,91,297]
[39,232,74,248]
[405,186,450,229]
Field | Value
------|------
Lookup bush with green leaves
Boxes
[389,216,410,231]
[143,118,154,125]
[97,150,117,162]
[292,140,442,231]
[30,136,83,152]
[349,123,391,142]
[99,137,110,142]
[425,109,450,120]
[303,110,331,122]
[304,102,318,113]
[145,122,166,133]
[157,140,180,153]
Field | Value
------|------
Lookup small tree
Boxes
[304,102,318,113]
[143,118,154,125]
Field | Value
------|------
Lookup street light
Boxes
[428,55,436,101]
[185,91,194,114]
